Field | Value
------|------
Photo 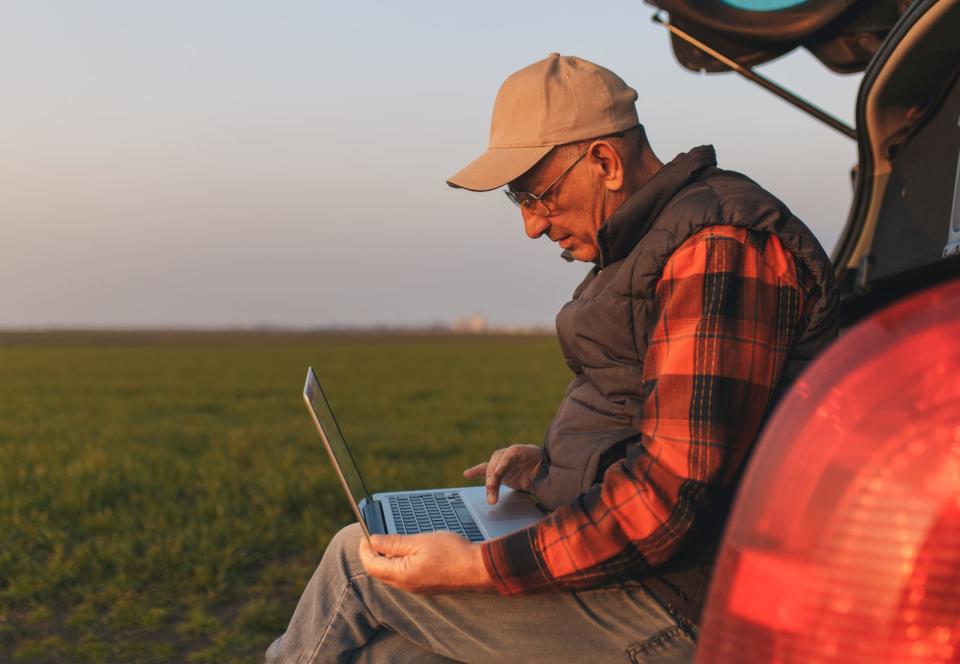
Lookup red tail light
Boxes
[697,278,960,663]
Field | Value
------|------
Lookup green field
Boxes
[0,332,569,663]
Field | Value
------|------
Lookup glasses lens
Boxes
[505,190,551,215]
[505,190,532,208]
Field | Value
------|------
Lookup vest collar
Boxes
[596,145,718,268]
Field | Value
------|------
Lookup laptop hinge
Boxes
[362,499,387,535]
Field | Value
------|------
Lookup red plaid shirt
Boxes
[481,225,810,595]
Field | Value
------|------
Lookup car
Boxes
[643,1,959,661]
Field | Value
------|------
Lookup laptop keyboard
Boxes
[388,492,484,542]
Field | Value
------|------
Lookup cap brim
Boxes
[446,145,554,192]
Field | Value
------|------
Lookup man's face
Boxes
[508,148,605,263]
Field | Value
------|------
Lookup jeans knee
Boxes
[328,522,362,552]
[324,522,365,574]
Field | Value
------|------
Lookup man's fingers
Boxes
[462,462,488,479]
[485,480,501,504]
[464,448,516,504]
[360,536,403,583]
[485,451,506,505]
[369,533,415,557]
[360,533,422,585]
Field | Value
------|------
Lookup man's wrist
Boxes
[470,542,495,592]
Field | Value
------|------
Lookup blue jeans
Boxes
[266,524,696,663]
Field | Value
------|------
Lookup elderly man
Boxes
[267,53,837,663]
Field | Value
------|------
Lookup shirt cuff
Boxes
[480,524,556,596]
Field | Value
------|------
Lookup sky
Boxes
[1,1,862,329]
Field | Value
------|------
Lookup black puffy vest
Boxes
[531,146,838,624]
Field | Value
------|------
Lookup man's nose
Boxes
[521,208,550,239]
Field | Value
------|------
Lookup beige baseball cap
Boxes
[446,53,639,192]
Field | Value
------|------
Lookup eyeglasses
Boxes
[504,146,590,217]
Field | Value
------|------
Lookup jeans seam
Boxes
[301,576,363,664]
[626,625,685,662]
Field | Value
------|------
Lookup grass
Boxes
[0,332,570,663]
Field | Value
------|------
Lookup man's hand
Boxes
[463,444,542,504]
[359,531,494,594]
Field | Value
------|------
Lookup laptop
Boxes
[303,367,546,544]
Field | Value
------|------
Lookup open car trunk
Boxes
[645,0,960,325]
[834,0,960,323]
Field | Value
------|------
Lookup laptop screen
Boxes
[303,368,373,511]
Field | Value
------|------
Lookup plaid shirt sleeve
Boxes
[481,225,807,595]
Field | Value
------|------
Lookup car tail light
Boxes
[697,278,960,663]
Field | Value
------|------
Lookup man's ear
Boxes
[588,140,625,192]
